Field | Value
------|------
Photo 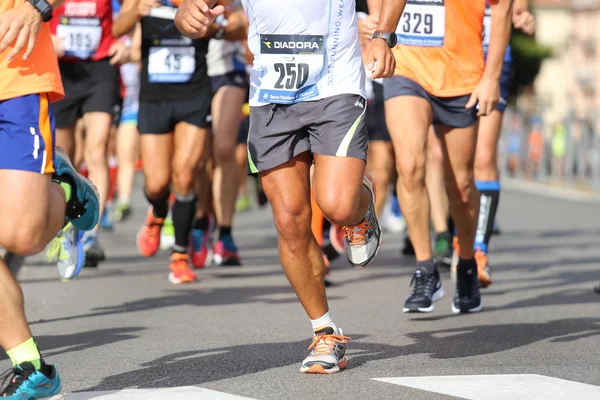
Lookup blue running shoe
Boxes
[100,201,114,231]
[391,193,402,218]
[53,147,100,232]
[214,235,241,266]
[46,223,85,281]
[0,362,63,400]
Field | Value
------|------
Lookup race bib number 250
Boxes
[257,34,324,104]
[397,0,445,47]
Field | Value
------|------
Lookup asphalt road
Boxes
[5,180,600,400]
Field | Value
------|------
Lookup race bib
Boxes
[257,34,324,104]
[396,0,445,47]
[148,41,196,83]
[56,17,102,59]
[483,7,491,49]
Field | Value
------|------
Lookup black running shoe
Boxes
[403,267,444,313]
[401,235,415,256]
[433,232,453,269]
[594,283,600,294]
[452,262,483,313]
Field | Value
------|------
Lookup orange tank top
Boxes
[0,0,64,102]
[392,0,486,97]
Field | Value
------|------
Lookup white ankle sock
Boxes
[310,311,337,332]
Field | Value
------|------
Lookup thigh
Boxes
[211,85,247,154]
[437,123,478,183]
[141,133,173,187]
[312,153,366,206]
[247,104,308,174]
[172,121,209,174]
[302,95,368,161]
[367,140,394,175]
[0,94,56,174]
[431,94,478,129]
[83,112,113,154]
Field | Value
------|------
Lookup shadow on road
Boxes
[78,318,600,391]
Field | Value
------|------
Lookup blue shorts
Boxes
[0,94,56,174]
[497,61,512,112]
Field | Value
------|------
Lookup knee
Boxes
[396,152,426,192]
[273,199,311,246]
[474,147,497,174]
[317,185,361,226]
[172,167,195,194]
[6,225,47,256]
[446,171,475,205]
[145,176,170,199]
[85,145,107,170]
[213,141,236,166]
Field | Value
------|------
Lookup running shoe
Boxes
[168,253,197,284]
[113,201,132,222]
[401,233,415,256]
[0,362,63,400]
[433,232,453,269]
[160,217,175,251]
[100,201,114,231]
[191,228,213,269]
[475,248,492,288]
[214,235,241,266]
[385,193,406,233]
[492,222,502,236]
[343,175,381,268]
[235,193,251,212]
[53,147,100,232]
[450,236,459,283]
[300,326,350,374]
[403,267,444,313]
[137,207,164,257]
[452,262,482,313]
[46,222,84,281]
[257,191,268,207]
[81,233,106,268]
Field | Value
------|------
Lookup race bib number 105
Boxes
[56,17,102,59]
[257,34,324,104]
[396,0,445,47]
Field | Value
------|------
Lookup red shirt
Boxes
[50,0,115,61]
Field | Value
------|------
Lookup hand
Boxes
[0,2,42,61]
[363,37,395,80]
[466,76,499,117]
[51,35,65,58]
[358,14,378,50]
[137,0,161,17]
[175,0,225,39]
[513,8,536,36]
[108,41,130,65]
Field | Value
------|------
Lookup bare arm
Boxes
[375,0,406,32]
[113,0,143,38]
[130,22,142,62]
[366,0,383,18]
[201,5,247,40]
[484,0,513,81]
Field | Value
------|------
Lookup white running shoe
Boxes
[300,326,350,374]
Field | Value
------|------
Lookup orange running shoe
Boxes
[475,248,492,288]
[168,253,197,284]
[137,207,164,257]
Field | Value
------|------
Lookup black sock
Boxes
[417,259,436,274]
[447,216,456,236]
[145,190,170,219]
[475,181,501,252]
[172,193,197,249]
[218,226,232,239]
[194,215,210,230]
[458,256,477,271]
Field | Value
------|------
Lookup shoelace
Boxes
[146,220,163,241]
[46,237,63,263]
[409,272,433,297]
[0,367,28,396]
[342,220,372,246]
[307,334,351,355]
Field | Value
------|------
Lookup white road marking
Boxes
[67,386,258,400]
[373,374,600,400]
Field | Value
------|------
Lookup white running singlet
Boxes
[241,0,365,106]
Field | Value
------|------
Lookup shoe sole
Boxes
[300,357,348,374]
[40,394,65,400]
[403,287,444,313]
[451,300,483,314]
[168,273,197,284]
[55,147,100,231]
[348,175,382,268]
[192,248,214,269]
[214,254,242,267]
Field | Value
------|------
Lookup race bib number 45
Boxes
[257,34,324,104]
[397,0,445,47]
[148,40,196,83]
[56,17,102,59]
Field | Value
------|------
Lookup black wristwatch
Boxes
[372,31,397,48]
[27,0,53,22]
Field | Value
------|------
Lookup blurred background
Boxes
[502,0,600,192]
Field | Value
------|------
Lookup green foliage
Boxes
[509,29,554,97]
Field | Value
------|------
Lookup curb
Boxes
[502,177,600,204]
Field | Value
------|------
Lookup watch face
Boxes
[390,32,397,47]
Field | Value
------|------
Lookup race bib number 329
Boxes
[397,0,445,47]
[257,34,324,104]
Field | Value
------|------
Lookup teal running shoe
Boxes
[53,147,100,231]
[46,223,84,281]
[0,362,63,400]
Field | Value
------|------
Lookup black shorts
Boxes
[367,82,390,142]
[210,71,249,93]
[383,75,478,129]
[138,95,212,134]
[53,59,121,129]
[238,115,249,145]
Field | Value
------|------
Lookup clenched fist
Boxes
[174,0,224,39]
